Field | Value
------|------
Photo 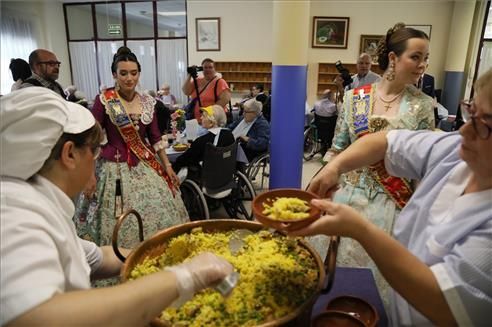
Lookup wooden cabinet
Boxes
[214,62,272,93]
[317,62,384,94]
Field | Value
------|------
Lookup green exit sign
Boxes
[108,24,121,35]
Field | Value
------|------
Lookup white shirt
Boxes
[313,98,337,117]
[232,118,256,139]
[385,130,492,326]
[347,70,381,90]
[1,175,102,325]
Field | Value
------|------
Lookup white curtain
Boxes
[127,40,156,94]
[477,41,492,78]
[157,39,187,105]
[97,40,124,91]
[69,42,98,101]
[0,13,37,95]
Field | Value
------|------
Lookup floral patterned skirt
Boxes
[74,159,189,249]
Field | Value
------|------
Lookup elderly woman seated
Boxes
[172,105,234,181]
[227,98,270,161]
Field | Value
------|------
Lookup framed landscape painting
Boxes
[359,35,383,63]
[196,17,221,51]
[312,16,350,49]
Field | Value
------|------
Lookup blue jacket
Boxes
[228,115,270,152]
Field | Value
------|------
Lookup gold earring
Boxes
[386,62,395,81]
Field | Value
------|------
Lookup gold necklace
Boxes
[377,89,405,112]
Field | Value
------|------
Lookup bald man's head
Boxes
[356,53,372,77]
[29,49,60,82]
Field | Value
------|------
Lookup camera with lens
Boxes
[335,60,353,88]
[187,65,203,78]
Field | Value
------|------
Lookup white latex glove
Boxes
[165,252,233,307]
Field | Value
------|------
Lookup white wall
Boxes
[186,0,273,64]
[306,1,453,103]
[4,1,478,105]
[186,0,455,104]
[1,1,71,87]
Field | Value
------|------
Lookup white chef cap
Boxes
[0,87,95,180]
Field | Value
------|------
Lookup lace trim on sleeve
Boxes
[139,93,157,125]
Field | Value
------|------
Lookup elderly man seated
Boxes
[227,98,270,161]
[313,89,338,155]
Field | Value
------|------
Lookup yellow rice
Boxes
[129,228,319,326]
[262,197,310,220]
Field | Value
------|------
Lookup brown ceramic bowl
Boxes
[252,188,321,230]
[172,143,188,152]
[312,310,367,327]
[326,296,379,327]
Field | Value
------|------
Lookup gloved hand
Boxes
[165,252,233,307]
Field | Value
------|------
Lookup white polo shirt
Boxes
[1,175,101,325]
[385,130,492,326]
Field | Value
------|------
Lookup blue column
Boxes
[269,1,309,189]
[270,66,307,188]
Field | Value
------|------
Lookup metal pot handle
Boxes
[321,235,339,294]
[112,209,144,263]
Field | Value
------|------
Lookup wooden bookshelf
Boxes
[317,62,384,94]
[214,61,272,93]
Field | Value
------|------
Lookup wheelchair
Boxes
[179,141,256,221]
[245,152,270,191]
[304,113,337,161]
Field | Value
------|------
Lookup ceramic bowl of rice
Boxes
[119,219,326,327]
[252,188,321,230]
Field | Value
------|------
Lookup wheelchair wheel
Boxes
[180,179,210,220]
[246,153,270,191]
[223,171,256,220]
[303,126,319,161]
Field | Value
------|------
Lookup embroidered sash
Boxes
[102,89,176,196]
[350,84,412,209]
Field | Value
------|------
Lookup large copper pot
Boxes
[113,210,339,327]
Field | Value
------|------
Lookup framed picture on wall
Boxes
[406,24,432,39]
[312,16,350,49]
[359,35,383,63]
[196,17,221,51]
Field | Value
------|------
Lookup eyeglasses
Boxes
[38,61,61,67]
[243,110,256,114]
[460,99,492,140]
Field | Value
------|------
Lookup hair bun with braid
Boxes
[377,22,429,71]
[111,46,141,73]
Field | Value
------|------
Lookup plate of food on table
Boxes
[172,143,189,152]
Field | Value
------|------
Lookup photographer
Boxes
[335,53,381,96]
[182,58,231,122]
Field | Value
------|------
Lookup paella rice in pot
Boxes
[129,227,319,326]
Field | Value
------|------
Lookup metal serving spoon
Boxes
[214,271,240,297]
[212,229,254,297]
[229,229,254,256]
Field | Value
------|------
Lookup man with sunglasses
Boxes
[21,49,65,98]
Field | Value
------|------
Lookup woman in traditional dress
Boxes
[74,46,188,249]
[318,23,435,305]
